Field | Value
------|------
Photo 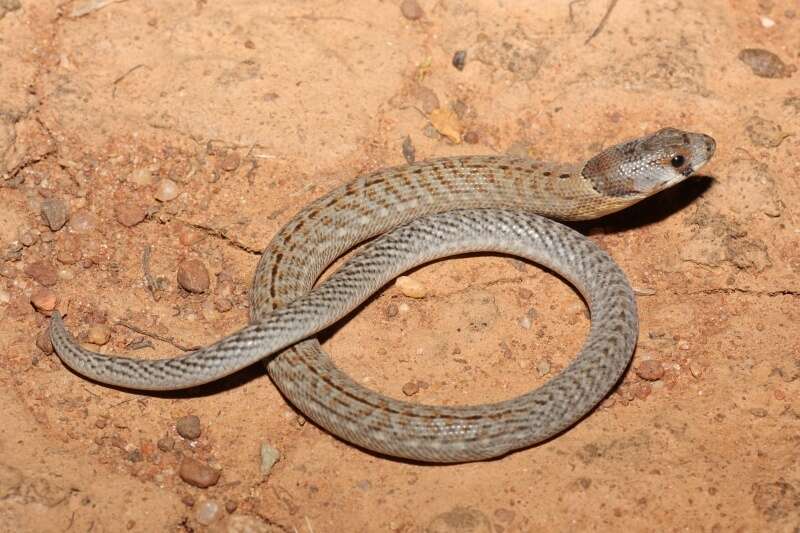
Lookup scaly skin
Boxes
[51,128,715,462]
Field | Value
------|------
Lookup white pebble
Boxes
[396,276,427,298]
[260,442,281,477]
[155,179,180,202]
[129,167,154,186]
[195,500,221,525]
[398,303,411,313]
[760,16,775,28]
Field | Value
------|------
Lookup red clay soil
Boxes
[1,1,798,531]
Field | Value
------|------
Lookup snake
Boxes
[49,127,716,462]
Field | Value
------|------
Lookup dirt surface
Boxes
[1,0,799,531]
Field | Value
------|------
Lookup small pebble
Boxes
[633,382,652,400]
[213,297,233,313]
[452,50,467,70]
[179,457,220,488]
[154,179,180,202]
[398,302,410,313]
[176,415,202,440]
[128,167,154,187]
[30,288,57,312]
[157,436,175,452]
[56,234,82,264]
[195,500,222,526]
[759,15,775,28]
[689,363,702,379]
[635,359,665,381]
[177,260,210,293]
[178,227,203,246]
[95,418,107,429]
[260,442,281,476]
[219,152,241,172]
[68,210,97,234]
[41,198,69,231]
[738,48,794,78]
[126,449,143,462]
[416,86,440,114]
[678,340,690,351]
[402,135,416,164]
[402,381,420,396]
[19,229,38,247]
[116,204,147,227]
[535,358,551,377]
[396,276,427,298]
[463,130,479,144]
[35,327,54,354]
[25,261,58,286]
[385,303,399,318]
[86,324,111,346]
[225,500,238,513]
[400,0,423,20]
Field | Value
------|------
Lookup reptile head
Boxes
[582,128,716,198]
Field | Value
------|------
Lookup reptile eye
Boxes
[670,155,685,168]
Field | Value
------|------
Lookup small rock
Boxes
[35,327,54,354]
[689,362,702,379]
[738,48,794,78]
[750,407,768,418]
[398,302,410,313]
[116,204,147,227]
[128,167,154,187]
[400,0,423,20]
[56,234,82,264]
[402,135,416,164]
[224,500,238,513]
[402,381,420,396]
[177,260,210,293]
[195,500,222,526]
[535,358,551,377]
[635,359,665,381]
[41,198,69,231]
[745,116,788,148]
[25,261,58,286]
[463,131,479,144]
[154,179,180,202]
[176,415,202,440]
[416,86,440,114]
[157,436,175,452]
[179,457,220,488]
[94,418,107,429]
[385,303,399,318]
[396,276,426,298]
[19,229,38,247]
[178,227,203,246]
[260,442,280,477]
[633,382,652,400]
[427,506,493,533]
[86,324,111,346]
[219,152,241,172]
[30,288,57,313]
[213,297,233,313]
[759,15,775,28]
[126,449,143,462]
[68,210,97,234]
[452,50,467,70]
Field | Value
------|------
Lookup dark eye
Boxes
[671,155,685,168]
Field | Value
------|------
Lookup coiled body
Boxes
[51,130,716,462]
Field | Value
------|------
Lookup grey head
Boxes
[582,128,716,199]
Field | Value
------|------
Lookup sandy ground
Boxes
[1,0,799,531]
